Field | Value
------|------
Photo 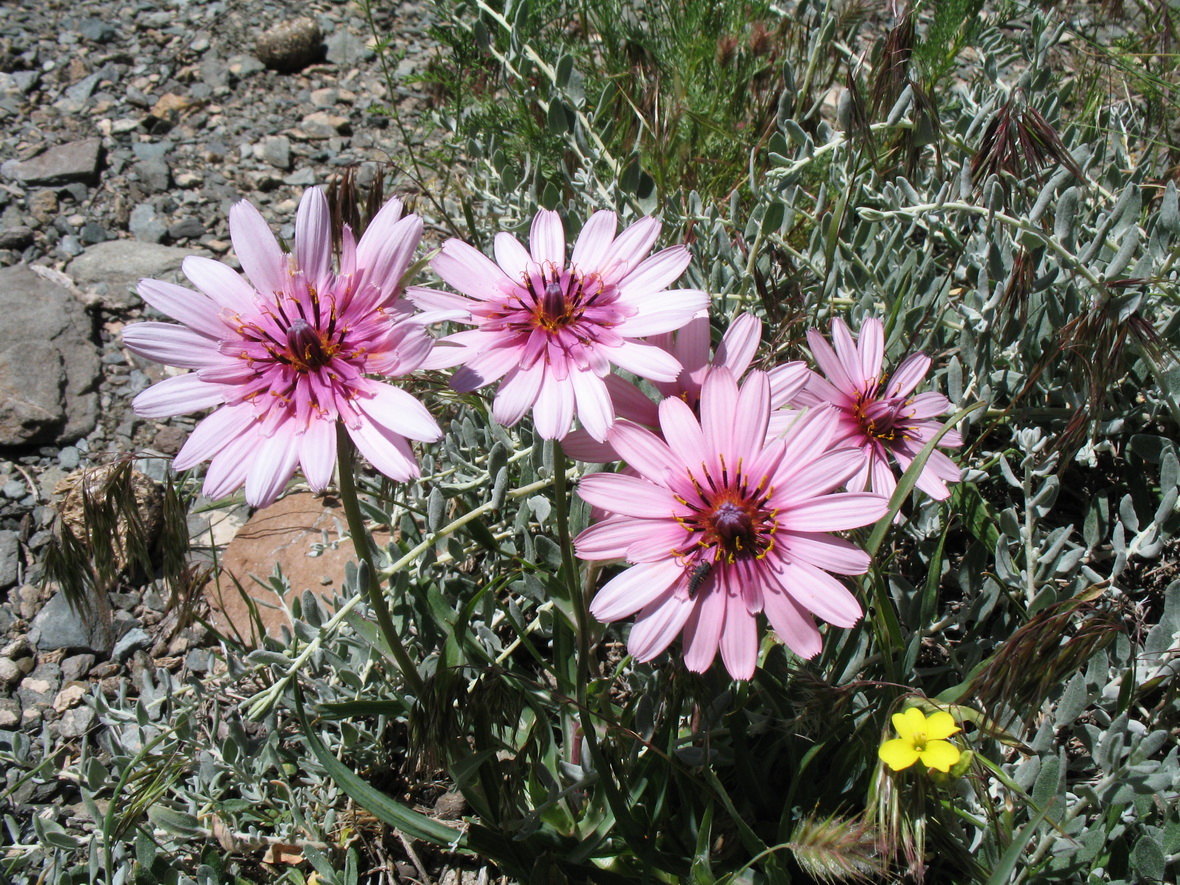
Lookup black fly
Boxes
[687,560,713,598]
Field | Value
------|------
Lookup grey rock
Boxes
[58,446,81,470]
[0,71,40,97]
[112,627,150,662]
[0,226,34,250]
[260,135,291,170]
[65,72,102,104]
[0,138,102,186]
[0,265,100,444]
[60,653,95,683]
[133,157,171,194]
[0,530,20,588]
[129,203,167,243]
[256,18,324,73]
[79,19,117,43]
[284,168,318,187]
[227,54,266,78]
[3,480,25,499]
[0,698,18,729]
[68,239,193,310]
[79,222,108,245]
[57,235,84,258]
[56,705,96,738]
[28,589,114,655]
[325,29,373,65]
[0,656,26,686]
[167,217,205,240]
[301,111,351,138]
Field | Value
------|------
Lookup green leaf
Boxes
[295,688,470,848]
[1131,833,1165,881]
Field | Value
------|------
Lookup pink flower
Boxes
[562,312,810,461]
[408,210,710,442]
[123,187,441,508]
[787,317,962,502]
[575,367,887,680]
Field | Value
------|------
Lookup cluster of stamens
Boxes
[236,287,347,375]
[673,455,778,567]
[853,383,912,445]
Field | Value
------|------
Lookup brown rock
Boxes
[203,492,386,645]
[256,18,323,73]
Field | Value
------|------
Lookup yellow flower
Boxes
[878,706,961,773]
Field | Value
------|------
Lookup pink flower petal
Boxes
[295,187,332,293]
[570,210,617,270]
[133,373,225,418]
[772,560,863,627]
[731,370,771,458]
[347,418,420,482]
[355,196,407,279]
[806,327,857,394]
[605,374,661,425]
[174,403,256,470]
[782,532,871,575]
[607,340,683,382]
[906,391,951,420]
[493,364,544,428]
[618,288,711,337]
[532,371,575,439]
[182,255,259,314]
[299,417,336,491]
[681,585,725,673]
[700,367,739,457]
[575,516,640,561]
[609,420,680,482]
[775,447,868,503]
[615,246,692,299]
[245,425,302,507]
[780,492,888,531]
[229,199,289,298]
[715,313,761,378]
[123,323,220,369]
[886,352,931,399]
[493,232,533,282]
[601,216,661,282]
[658,396,707,467]
[137,279,227,339]
[590,558,684,622]
[432,239,516,300]
[405,285,474,314]
[529,209,565,267]
[719,587,758,679]
[355,383,442,442]
[768,362,810,409]
[570,368,614,442]
[762,589,822,659]
[577,473,681,519]
[452,343,529,391]
[626,521,693,562]
[628,588,695,662]
[354,214,423,303]
[203,429,258,500]
[857,317,885,384]
[561,428,620,463]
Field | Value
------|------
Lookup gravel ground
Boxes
[0,0,439,850]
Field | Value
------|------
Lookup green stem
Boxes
[335,424,425,699]
[552,442,591,698]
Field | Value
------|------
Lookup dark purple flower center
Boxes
[523,267,609,333]
[674,457,778,563]
[284,318,335,370]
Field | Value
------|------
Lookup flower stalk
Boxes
[335,424,425,699]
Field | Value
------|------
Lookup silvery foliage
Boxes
[7,6,1180,885]
[445,6,1180,881]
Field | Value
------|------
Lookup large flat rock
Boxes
[1,138,103,186]
[203,492,389,645]
[67,240,195,311]
[0,265,100,445]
